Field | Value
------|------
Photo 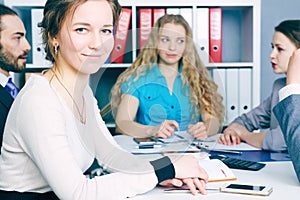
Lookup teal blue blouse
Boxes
[121,65,201,130]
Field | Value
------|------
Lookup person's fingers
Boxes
[183,178,197,195]
[224,133,232,145]
[168,120,180,130]
[159,178,183,187]
[194,178,207,195]
[218,134,226,144]
[194,132,207,140]
[230,134,239,145]
[171,178,183,187]
[157,120,180,138]
[188,122,207,139]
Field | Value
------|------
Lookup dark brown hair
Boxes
[0,4,18,32]
[275,20,300,48]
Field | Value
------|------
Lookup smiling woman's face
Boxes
[56,0,114,75]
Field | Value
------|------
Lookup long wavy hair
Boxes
[110,14,224,125]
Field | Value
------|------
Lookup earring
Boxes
[54,45,58,55]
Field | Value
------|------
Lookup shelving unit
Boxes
[5,0,261,127]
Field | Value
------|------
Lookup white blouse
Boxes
[0,75,157,200]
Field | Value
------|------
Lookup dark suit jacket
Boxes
[0,85,14,152]
[274,94,300,183]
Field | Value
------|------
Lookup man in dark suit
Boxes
[274,48,300,183]
[0,4,31,150]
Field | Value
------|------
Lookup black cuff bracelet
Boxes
[150,156,175,183]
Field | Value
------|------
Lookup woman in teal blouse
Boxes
[111,14,224,140]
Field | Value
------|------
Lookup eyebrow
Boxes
[14,32,25,37]
[160,35,186,39]
[73,22,113,28]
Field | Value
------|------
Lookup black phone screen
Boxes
[226,184,265,191]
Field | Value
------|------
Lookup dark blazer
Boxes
[0,85,14,152]
[233,78,286,151]
[274,94,300,183]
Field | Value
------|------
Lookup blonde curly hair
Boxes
[110,14,224,125]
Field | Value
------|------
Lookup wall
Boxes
[260,0,300,101]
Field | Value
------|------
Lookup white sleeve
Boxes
[279,84,300,101]
[17,88,157,200]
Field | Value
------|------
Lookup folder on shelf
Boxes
[31,9,51,68]
[153,8,165,25]
[110,8,132,63]
[196,8,209,65]
[179,8,193,29]
[238,68,252,115]
[209,8,222,63]
[139,8,152,51]
[226,68,239,124]
[212,68,227,124]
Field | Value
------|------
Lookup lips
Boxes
[271,62,276,69]
[82,52,106,58]
[18,55,28,62]
[166,53,177,57]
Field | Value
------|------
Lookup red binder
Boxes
[209,8,222,63]
[139,8,152,51]
[110,8,132,63]
[152,8,165,25]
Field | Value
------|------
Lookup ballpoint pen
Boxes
[192,142,242,155]
[210,149,242,155]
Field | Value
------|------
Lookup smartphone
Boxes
[220,183,273,196]
[133,138,155,145]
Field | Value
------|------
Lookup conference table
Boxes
[113,134,300,200]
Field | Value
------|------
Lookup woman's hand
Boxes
[159,178,183,187]
[171,155,208,180]
[218,123,248,145]
[152,120,179,139]
[187,122,208,140]
[159,177,207,195]
[182,177,207,195]
[163,155,208,195]
[287,48,300,85]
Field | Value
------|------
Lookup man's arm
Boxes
[274,95,300,183]
[274,49,300,183]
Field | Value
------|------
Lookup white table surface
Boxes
[114,135,300,200]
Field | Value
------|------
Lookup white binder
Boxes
[213,68,226,124]
[180,8,193,29]
[238,68,252,115]
[196,8,209,65]
[166,8,180,15]
[226,68,239,124]
[31,9,51,68]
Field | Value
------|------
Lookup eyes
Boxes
[75,27,87,34]
[160,36,185,44]
[75,27,113,35]
[12,33,25,42]
[271,44,284,52]
[14,36,22,41]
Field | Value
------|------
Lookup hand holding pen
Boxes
[153,120,180,139]
[188,122,208,140]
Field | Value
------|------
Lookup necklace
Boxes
[51,69,86,124]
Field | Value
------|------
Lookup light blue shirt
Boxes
[121,65,201,130]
